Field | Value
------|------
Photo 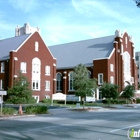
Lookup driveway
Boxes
[0,106,140,140]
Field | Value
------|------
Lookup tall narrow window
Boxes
[56,73,62,91]
[20,62,26,73]
[110,64,114,72]
[1,62,5,73]
[69,72,74,91]
[35,41,39,52]
[110,76,114,84]
[32,80,40,90]
[0,79,4,90]
[123,52,130,74]
[32,58,41,90]
[98,73,103,85]
[45,66,50,75]
[45,81,50,91]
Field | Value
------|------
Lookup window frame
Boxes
[45,66,50,76]
[1,62,5,73]
[98,73,103,85]
[56,73,62,91]
[20,62,27,73]
[68,71,74,91]
[45,81,50,91]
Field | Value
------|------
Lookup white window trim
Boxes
[20,62,27,73]
[110,64,114,72]
[0,79,4,90]
[32,80,40,91]
[45,81,50,91]
[110,76,114,84]
[56,73,62,91]
[1,62,5,73]
[35,41,39,52]
[45,66,50,76]
[98,73,103,85]
[32,95,39,103]
[68,72,74,91]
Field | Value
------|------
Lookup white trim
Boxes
[45,81,50,91]
[63,76,67,79]
[113,41,118,44]
[14,75,18,78]
[108,48,115,59]
[53,79,56,81]
[15,33,33,52]
[53,63,56,66]
[63,71,67,74]
[14,57,18,61]
[98,73,103,85]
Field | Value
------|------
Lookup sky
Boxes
[0,0,140,51]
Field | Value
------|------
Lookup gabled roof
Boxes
[49,35,115,69]
[0,34,31,61]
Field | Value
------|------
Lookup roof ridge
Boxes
[0,33,31,42]
[49,35,115,47]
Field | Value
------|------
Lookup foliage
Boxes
[138,84,140,89]
[134,0,140,7]
[7,72,36,104]
[121,85,135,104]
[136,98,140,103]
[73,63,97,108]
[100,82,119,107]
[2,107,17,115]
[42,98,52,105]
[25,105,48,114]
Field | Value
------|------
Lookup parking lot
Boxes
[0,105,140,140]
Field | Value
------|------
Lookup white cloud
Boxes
[8,0,39,13]
[71,0,132,24]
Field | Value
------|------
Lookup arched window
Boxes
[56,73,62,91]
[123,52,130,74]
[35,41,39,52]
[32,58,41,73]
[32,57,41,90]
[68,71,74,91]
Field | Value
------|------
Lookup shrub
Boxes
[2,107,17,115]
[136,98,140,103]
[42,98,51,104]
[25,105,48,114]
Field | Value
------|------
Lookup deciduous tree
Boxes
[73,64,97,109]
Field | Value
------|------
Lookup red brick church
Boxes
[0,23,56,102]
[49,30,138,100]
[0,23,138,102]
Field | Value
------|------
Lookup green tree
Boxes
[7,73,36,104]
[121,85,135,105]
[134,0,140,7]
[100,82,119,107]
[73,64,97,109]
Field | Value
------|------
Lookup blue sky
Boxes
[0,0,140,51]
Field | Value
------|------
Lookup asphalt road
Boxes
[0,106,140,140]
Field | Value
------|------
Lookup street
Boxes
[0,106,140,140]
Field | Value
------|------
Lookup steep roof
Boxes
[0,34,31,61]
[49,35,115,69]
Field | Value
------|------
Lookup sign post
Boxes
[0,91,7,115]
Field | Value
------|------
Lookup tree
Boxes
[134,0,140,7]
[121,85,135,105]
[73,64,97,109]
[7,73,36,104]
[100,82,119,107]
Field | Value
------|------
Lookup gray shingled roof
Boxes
[0,34,31,61]
[49,35,115,69]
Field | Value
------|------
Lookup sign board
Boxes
[52,93,66,100]
[0,91,7,95]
